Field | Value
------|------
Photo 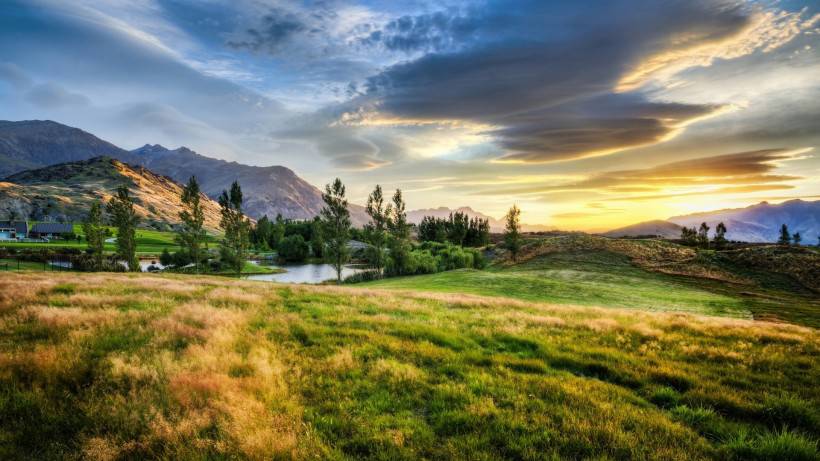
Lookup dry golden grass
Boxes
[0,272,817,460]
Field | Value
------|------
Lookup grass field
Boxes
[0,273,817,460]
[364,248,820,328]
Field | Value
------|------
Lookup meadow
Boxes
[365,238,820,328]
[0,272,817,460]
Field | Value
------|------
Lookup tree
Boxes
[278,234,309,262]
[713,222,727,249]
[106,186,139,272]
[448,211,469,246]
[697,222,710,248]
[792,232,801,246]
[465,217,490,247]
[504,205,522,262]
[83,201,106,270]
[320,178,351,282]
[778,224,791,246]
[365,185,391,275]
[386,188,413,275]
[178,176,206,273]
[418,216,448,243]
[219,181,251,276]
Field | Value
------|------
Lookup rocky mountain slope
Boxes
[0,157,224,231]
[0,120,368,223]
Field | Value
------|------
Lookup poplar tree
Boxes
[83,201,105,270]
[365,184,391,275]
[219,181,250,276]
[178,176,206,273]
[320,178,351,282]
[107,186,139,272]
[778,224,791,246]
[713,222,727,249]
[504,205,522,262]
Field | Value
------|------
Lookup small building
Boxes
[29,223,74,239]
[0,221,28,240]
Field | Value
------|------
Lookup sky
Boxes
[1,0,819,230]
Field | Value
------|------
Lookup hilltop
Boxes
[0,157,223,230]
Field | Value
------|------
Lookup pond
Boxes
[245,263,364,284]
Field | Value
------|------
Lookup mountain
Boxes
[0,120,130,177]
[668,200,820,243]
[603,200,820,243]
[0,120,368,224]
[601,220,683,239]
[0,157,223,231]
[407,206,553,232]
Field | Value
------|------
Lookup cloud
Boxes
[0,62,33,90]
[226,8,306,54]
[351,0,816,163]
[24,83,90,108]
[475,148,807,196]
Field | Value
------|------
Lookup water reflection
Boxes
[245,263,363,284]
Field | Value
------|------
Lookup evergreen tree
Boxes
[448,211,468,246]
[697,222,710,248]
[320,178,351,282]
[778,224,791,246]
[792,232,801,246]
[218,181,250,276]
[387,189,412,275]
[418,216,448,242]
[83,201,106,270]
[310,217,324,258]
[178,176,206,273]
[107,186,139,272]
[365,185,391,275]
[713,222,727,249]
[504,205,522,262]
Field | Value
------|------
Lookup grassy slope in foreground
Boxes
[1,273,818,460]
[364,243,820,327]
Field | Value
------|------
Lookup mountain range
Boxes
[0,120,368,224]
[603,200,820,243]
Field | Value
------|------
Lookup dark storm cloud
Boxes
[355,0,779,162]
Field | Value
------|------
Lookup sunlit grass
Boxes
[0,273,817,460]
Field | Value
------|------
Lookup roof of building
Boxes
[0,221,28,234]
[30,222,74,234]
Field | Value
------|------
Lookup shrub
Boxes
[343,270,382,284]
[278,234,309,262]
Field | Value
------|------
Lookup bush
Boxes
[343,269,382,284]
[278,234,309,263]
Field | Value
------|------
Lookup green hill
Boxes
[365,235,820,327]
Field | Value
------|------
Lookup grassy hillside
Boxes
[366,236,820,327]
[0,273,817,460]
[0,157,224,231]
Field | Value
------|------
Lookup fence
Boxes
[0,254,75,272]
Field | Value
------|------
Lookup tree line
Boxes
[78,175,526,280]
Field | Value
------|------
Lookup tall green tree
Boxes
[504,205,522,262]
[219,181,250,276]
[365,184,391,275]
[778,224,791,246]
[320,178,351,282]
[697,222,710,248]
[107,186,139,272]
[713,222,728,249]
[386,188,413,275]
[178,176,206,273]
[83,201,106,270]
[448,212,469,246]
[792,232,801,246]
